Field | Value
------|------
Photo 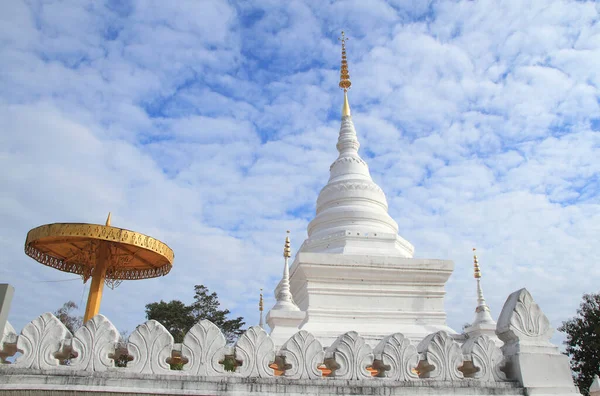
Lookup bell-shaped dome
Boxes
[300,93,414,258]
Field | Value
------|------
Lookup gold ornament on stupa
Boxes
[259,288,264,312]
[258,288,265,327]
[338,31,352,91]
[24,213,174,322]
[473,248,481,279]
[339,31,352,117]
[283,230,291,259]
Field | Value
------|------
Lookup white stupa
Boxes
[285,32,456,346]
[266,231,306,348]
[464,248,500,344]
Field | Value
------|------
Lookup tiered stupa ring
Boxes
[25,222,173,281]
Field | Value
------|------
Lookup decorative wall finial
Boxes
[470,249,496,324]
[271,231,300,312]
[105,212,112,227]
[266,230,305,345]
[464,248,497,340]
[472,248,487,310]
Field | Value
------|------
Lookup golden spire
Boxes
[339,31,351,91]
[284,230,291,258]
[259,288,264,312]
[471,248,493,318]
[473,248,481,279]
[339,31,352,117]
[105,212,112,227]
[259,288,264,327]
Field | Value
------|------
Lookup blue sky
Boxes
[1,0,599,345]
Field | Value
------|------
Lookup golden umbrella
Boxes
[24,213,174,322]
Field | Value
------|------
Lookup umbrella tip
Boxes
[105,212,112,227]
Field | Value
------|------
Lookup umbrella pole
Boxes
[83,242,109,323]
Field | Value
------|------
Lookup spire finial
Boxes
[271,231,300,312]
[338,31,351,92]
[473,248,481,279]
[259,288,264,312]
[472,248,491,315]
[465,248,497,339]
[105,212,112,227]
[339,31,352,117]
[259,288,264,327]
[284,230,291,258]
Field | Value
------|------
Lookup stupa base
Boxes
[289,252,456,347]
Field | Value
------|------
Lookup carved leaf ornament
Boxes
[181,319,227,376]
[373,333,419,380]
[416,331,464,380]
[279,330,324,379]
[70,315,119,371]
[234,326,275,378]
[324,331,373,380]
[497,288,553,345]
[126,320,173,374]
[510,290,551,339]
[461,335,506,381]
[14,313,70,369]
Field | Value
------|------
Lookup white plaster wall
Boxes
[289,253,455,346]
[0,369,525,396]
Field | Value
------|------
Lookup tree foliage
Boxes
[559,293,600,396]
[190,285,246,343]
[54,301,83,334]
[145,285,245,344]
[144,300,195,343]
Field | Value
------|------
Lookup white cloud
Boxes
[0,0,598,348]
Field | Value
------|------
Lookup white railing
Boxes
[0,288,573,392]
[0,313,507,381]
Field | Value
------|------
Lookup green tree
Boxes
[559,293,600,396]
[54,301,83,334]
[191,285,245,343]
[144,300,195,343]
[145,285,245,344]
